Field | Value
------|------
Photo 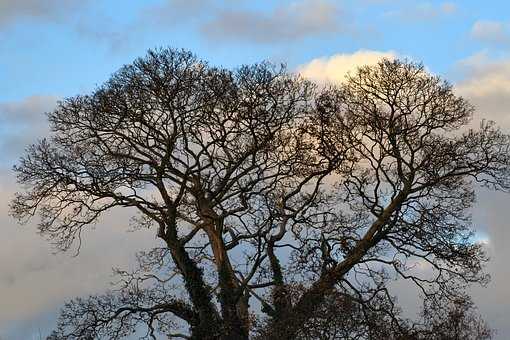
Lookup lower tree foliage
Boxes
[11,48,509,339]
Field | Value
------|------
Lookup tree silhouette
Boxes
[11,48,509,339]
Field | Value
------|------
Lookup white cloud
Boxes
[297,50,397,84]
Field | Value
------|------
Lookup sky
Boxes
[2,0,510,338]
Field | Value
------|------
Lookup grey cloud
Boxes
[200,0,345,43]
[0,95,162,335]
[0,0,130,53]
[0,168,158,336]
[471,190,510,339]
[74,20,133,53]
[454,54,510,129]
[2,0,348,50]
[65,0,214,52]
[0,0,356,51]
[383,2,457,22]
[140,0,348,44]
[141,0,215,25]
[471,20,510,48]
[0,95,57,123]
[0,95,57,164]
[0,0,87,28]
[452,55,510,339]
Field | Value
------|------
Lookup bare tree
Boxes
[417,295,492,340]
[276,286,492,340]
[11,49,509,339]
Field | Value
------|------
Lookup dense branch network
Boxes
[11,48,509,339]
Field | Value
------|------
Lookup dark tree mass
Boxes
[11,48,509,339]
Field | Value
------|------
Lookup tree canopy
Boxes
[11,48,509,339]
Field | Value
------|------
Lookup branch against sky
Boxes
[10,48,510,339]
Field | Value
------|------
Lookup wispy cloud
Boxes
[140,0,214,26]
[0,95,57,123]
[0,0,133,52]
[471,20,510,47]
[136,0,353,45]
[200,0,346,44]
[383,2,457,22]
[0,0,89,29]
[0,1,359,50]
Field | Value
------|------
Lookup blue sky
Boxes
[3,0,509,101]
[2,0,510,339]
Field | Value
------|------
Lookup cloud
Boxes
[141,0,214,25]
[454,53,510,128]
[0,0,349,49]
[297,52,510,337]
[0,169,157,335]
[136,0,351,45]
[383,2,457,22]
[0,0,87,28]
[0,95,58,165]
[471,20,510,47]
[361,0,397,4]
[0,0,131,52]
[200,0,346,44]
[297,50,397,84]
[451,54,510,337]
[0,95,57,123]
[439,2,457,14]
[471,190,510,339]
[0,95,160,337]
